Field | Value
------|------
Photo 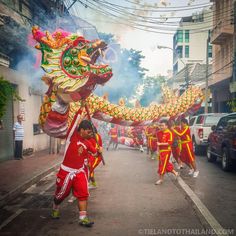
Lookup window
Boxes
[177,30,183,42]
[226,117,236,132]
[185,30,189,43]
[189,117,196,126]
[196,115,204,124]
[208,45,212,58]
[217,117,228,129]
[177,46,183,58]
[205,116,222,126]
[185,45,189,58]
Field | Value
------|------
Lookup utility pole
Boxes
[204,30,211,113]
[185,64,189,89]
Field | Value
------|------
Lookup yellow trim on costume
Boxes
[159,148,171,152]
[92,157,99,168]
[173,126,188,137]
[161,153,169,175]
[181,140,191,144]
[186,143,194,162]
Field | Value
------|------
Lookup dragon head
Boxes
[32,26,113,103]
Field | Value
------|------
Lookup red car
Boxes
[207,113,236,171]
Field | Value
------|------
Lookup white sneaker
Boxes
[193,170,199,178]
[155,180,163,185]
[188,169,194,175]
[68,196,76,203]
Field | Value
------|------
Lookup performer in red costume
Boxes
[149,124,158,160]
[171,118,199,178]
[51,112,101,227]
[131,126,144,152]
[107,124,118,150]
[155,120,179,185]
[168,120,183,169]
[88,128,103,188]
[144,125,152,155]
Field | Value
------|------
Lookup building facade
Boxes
[173,9,213,76]
[209,0,235,112]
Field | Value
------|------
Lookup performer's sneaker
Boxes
[68,196,76,203]
[193,170,199,178]
[51,209,60,219]
[188,169,194,175]
[89,181,97,189]
[155,180,163,185]
[79,217,94,227]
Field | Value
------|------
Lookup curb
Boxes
[0,162,61,208]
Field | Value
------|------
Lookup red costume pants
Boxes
[158,150,174,175]
[54,164,89,203]
[180,142,195,165]
[171,146,181,162]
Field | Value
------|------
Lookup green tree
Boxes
[140,75,166,106]
[0,76,24,119]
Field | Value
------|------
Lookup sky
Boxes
[69,0,211,76]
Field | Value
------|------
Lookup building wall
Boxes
[209,0,235,112]
[0,65,49,154]
[210,0,234,86]
[173,10,213,74]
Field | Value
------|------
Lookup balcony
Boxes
[210,19,234,45]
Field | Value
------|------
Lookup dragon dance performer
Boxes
[107,124,118,150]
[51,113,102,227]
[149,124,158,160]
[171,118,199,178]
[144,125,153,155]
[168,120,183,169]
[131,126,144,152]
[88,127,103,188]
[155,120,179,185]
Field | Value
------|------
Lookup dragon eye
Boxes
[64,57,71,66]
[70,48,78,56]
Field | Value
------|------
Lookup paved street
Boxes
[0,147,235,236]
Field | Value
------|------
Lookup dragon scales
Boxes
[32,27,203,138]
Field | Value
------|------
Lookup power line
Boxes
[96,0,212,12]
[123,0,212,9]
[89,0,232,24]
[88,0,233,29]
[76,0,233,34]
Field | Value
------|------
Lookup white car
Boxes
[189,113,227,154]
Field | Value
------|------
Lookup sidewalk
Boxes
[0,149,63,208]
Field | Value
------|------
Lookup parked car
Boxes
[207,113,236,171]
[189,113,227,154]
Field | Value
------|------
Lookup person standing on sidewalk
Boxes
[155,120,179,185]
[51,116,102,227]
[171,118,199,178]
[13,114,24,160]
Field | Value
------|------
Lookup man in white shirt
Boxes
[13,114,24,160]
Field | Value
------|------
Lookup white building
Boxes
[173,9,213,75]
